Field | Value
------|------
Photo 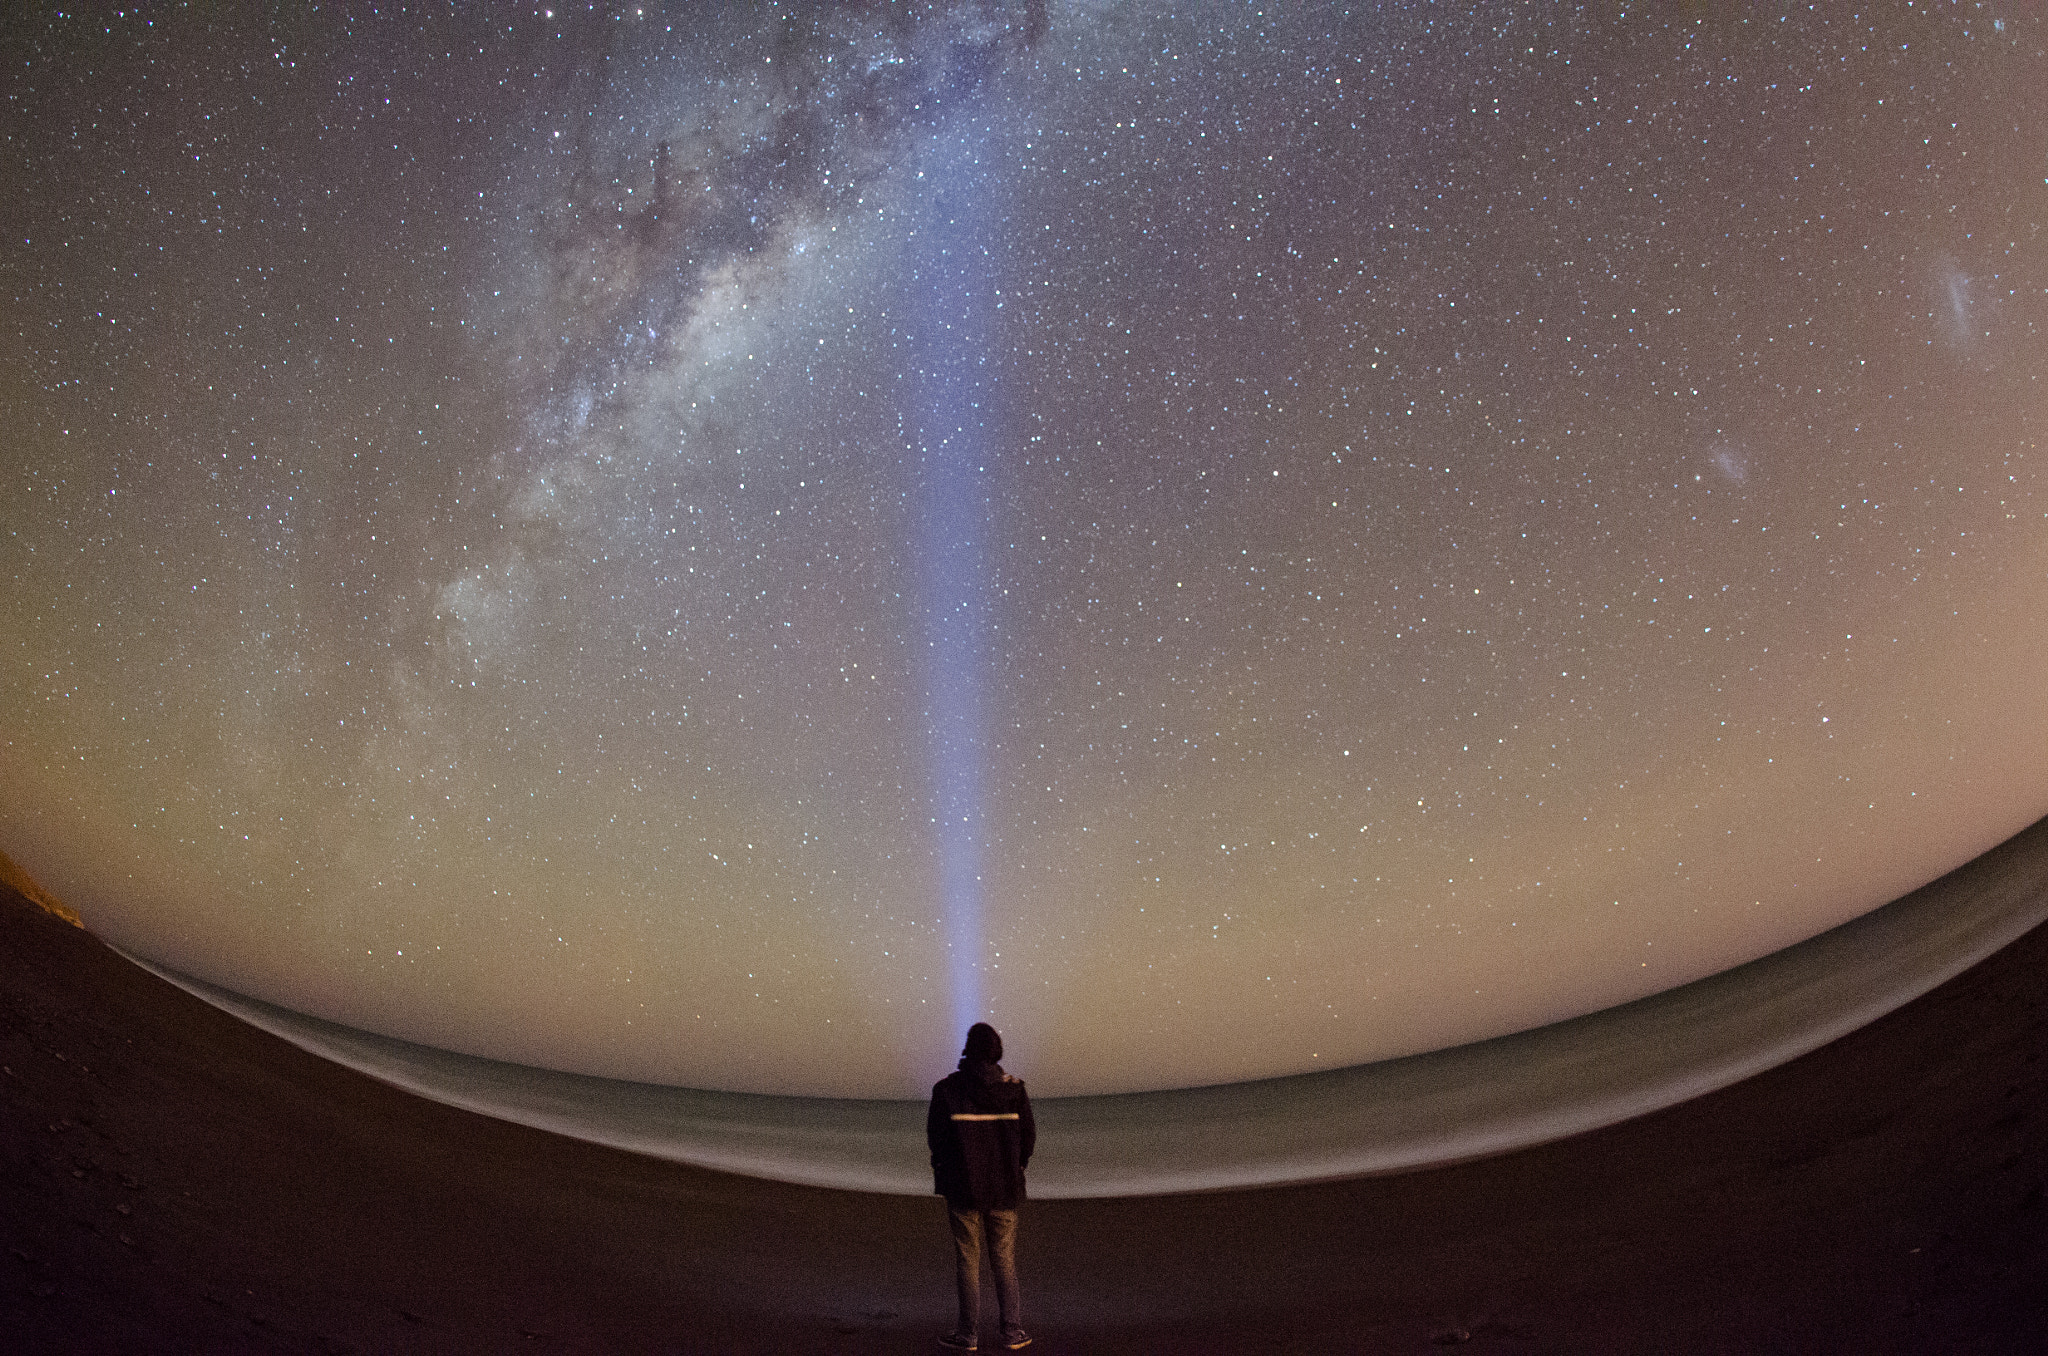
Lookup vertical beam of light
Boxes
[911,132,998,1042]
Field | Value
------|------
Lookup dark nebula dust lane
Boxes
[4,4,2045,1098]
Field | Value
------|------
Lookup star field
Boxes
[4,3,2045,1097]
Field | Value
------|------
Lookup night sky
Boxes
[5,3,2044,1099]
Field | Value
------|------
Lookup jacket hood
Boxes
[957,1057,1006,1082]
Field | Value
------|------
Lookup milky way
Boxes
[5,3,2045,1097]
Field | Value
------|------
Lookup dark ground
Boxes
[2,879,2044,1353]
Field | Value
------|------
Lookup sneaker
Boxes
[999,1334,1032,1351]
[937,1334,978,1352]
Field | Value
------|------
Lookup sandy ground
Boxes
[2,880,2043,1353]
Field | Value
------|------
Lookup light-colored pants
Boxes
[946,1204,1022,1339]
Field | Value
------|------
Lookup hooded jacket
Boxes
[927,1058,1035,1210]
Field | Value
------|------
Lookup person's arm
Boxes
[1016,1085,1035,1170]
[927,1085,947,1166]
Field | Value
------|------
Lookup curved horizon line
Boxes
[111,813,2048,1198]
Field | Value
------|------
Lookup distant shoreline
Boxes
[118,813,2048,1196]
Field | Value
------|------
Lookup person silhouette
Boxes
[927,1022,1035,1351]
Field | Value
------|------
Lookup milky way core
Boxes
[5,4,2045,1098]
